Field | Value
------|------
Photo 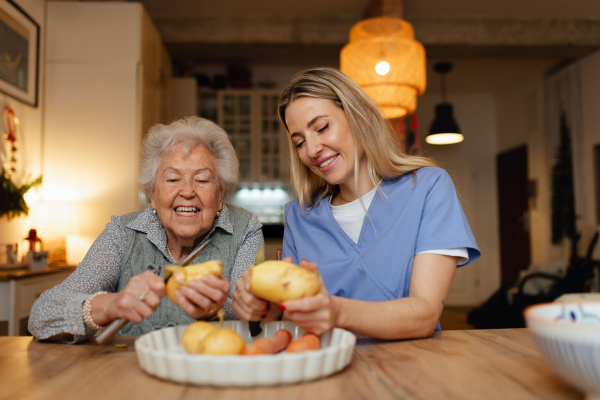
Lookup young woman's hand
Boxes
[231,269,281,322]
[279,259,336,335]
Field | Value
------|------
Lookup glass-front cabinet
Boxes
[216,90,289,183]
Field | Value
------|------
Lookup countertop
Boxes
[0,329,583,400]
[0,265,76,281]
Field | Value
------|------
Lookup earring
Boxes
[151,208,157,215]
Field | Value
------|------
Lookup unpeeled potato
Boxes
[196,328,245,355]
[249,260,320,304]
[180,321,218,354]
[165,260,222,303]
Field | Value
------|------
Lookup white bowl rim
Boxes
[133,321,357,387]
[524,301,600,331]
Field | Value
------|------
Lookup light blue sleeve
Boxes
[282,202,299,265]
[415,171,480,266]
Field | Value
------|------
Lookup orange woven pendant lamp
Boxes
[340,0,426,119]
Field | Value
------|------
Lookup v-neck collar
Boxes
[324,181,386,251]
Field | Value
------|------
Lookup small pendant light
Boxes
[427,62,463,145]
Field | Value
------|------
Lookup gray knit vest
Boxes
[115,205,252,336]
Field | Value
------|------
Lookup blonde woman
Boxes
[232,68,479,340]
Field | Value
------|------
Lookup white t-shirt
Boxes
[330,185,469,266]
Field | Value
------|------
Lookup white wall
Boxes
[171,77,197,120]
[579,49,600,260]
[489,53,600,270]
[420,59,559,304]
[495,63,554,267]
[42,2,145,263]
[0,0,45,248]
[41,2,172,265]
[418,90,500,305]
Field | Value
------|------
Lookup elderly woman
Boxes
[29,117,263,343]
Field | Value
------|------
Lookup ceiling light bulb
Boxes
[375,61,390,76]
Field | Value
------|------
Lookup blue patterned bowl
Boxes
[524,302,600,400]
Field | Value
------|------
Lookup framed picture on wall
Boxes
[0,0,39,107]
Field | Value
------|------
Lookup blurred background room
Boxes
[1,0,600,334]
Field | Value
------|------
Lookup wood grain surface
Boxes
[0,329,584,400]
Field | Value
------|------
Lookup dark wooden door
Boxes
[497,145,531,287]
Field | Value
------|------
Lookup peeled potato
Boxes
[165,260,222,303]
[197,328,245,355]
[181,321,218,354]
[249,260,320,304]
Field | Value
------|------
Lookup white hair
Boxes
[138,116,239,202]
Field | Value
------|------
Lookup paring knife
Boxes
[94,239,211,345]
[249,243,265,337]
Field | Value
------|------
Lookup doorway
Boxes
[497,145,532,287]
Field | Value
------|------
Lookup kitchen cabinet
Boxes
[0,266,75,336]
[211,90,289,183]
[198,87,218,123]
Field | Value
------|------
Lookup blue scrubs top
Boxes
[283,167,481,330]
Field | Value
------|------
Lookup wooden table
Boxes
[0,329,583,400]
[0,265,75,336]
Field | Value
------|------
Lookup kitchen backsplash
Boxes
[226,183,293,224]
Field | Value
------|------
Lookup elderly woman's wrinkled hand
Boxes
[104,271,166,324]
[173,274,230,319]
[279,259,336,335]
[231,270,281,322]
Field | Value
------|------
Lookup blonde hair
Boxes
[278,67,437,208]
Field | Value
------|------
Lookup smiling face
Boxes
[151,143,224,248]
[285,96,367,191]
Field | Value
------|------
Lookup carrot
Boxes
[242,329,292,355]
[286,333,320,353]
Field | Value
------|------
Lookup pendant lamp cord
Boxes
[408,114,422,156]
[396,116,406,144]
[441,73,447,103]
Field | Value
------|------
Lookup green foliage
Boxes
[0,171,42,220]
[551,111,576,245]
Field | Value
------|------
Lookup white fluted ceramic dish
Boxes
[524,302,600,400]
[135,321,356,387]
